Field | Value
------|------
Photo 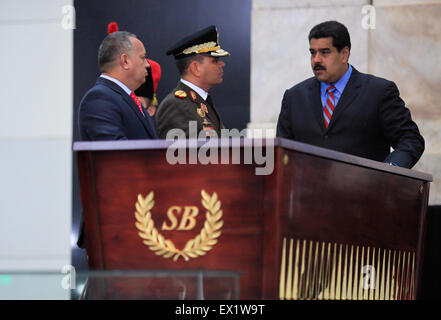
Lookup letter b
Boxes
[177,206,199,230]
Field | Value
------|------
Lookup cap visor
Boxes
[210,49,230,57]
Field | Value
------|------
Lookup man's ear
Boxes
[188,60,201,77]
[120,53,130,70]
[341,46,350,64]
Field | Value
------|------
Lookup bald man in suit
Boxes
[77,31,158,249]
[79,31,157,141]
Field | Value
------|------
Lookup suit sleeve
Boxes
[79,90,128,141]
[379,81,425,168]
[276,90,295,140]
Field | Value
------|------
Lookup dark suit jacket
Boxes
[276,67,424,169]
[155,81,224,139]
[77,77,158,249]
[79,77,158,141]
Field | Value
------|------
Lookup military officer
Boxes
[155,25,229,139]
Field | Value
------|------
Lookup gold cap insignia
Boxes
[182,42,219,55]
[174,90,187,99]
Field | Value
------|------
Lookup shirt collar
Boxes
[180,79,208,100]
[100,74,132,96]
[321,64,353,94]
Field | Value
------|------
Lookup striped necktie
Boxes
[130,92,145,117]
[323,85,336,128]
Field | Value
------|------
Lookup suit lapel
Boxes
[327,68,362,131]
[308,79,326,132]
[121,93,158,138]
[98,77,158,138]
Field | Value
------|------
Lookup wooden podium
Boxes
[73,138,431,300]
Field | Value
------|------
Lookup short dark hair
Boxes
[175,54,205,76]
[308,21,351,52]
[98,31,137,72]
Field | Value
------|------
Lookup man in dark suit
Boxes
[77,31,158,249]
[79,31,158,141]
[276,21,424,169]
[155,25,228,139]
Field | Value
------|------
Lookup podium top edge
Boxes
[72,138,433,182]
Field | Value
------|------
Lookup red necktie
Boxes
[130,92,145,116]
[323,85,336,128]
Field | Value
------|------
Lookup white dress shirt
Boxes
[100,74,132,96]
[180,78,208,100]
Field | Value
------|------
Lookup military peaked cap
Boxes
[166,25,230,59]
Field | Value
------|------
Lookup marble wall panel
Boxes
[253,0,367,10]
[0,23,73,139]
[0,0,70,21]
[369,3,441,121]
[369,2,441,204]
[0,0,73,272]
[373,0,441,6]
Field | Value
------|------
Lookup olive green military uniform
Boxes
[155,81,224,139]
[157,25,229,139]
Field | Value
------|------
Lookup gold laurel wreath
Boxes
[134,190,223,262]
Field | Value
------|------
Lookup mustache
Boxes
[313,64,326,71]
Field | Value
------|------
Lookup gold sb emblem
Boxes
[162,206,199,231]
[134,190,223,262]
